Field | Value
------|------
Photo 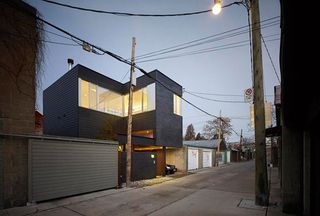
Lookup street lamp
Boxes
[211,0,268,206]
[212,0,222,15]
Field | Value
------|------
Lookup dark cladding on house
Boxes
[43,64,183,181]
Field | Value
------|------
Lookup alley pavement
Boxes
[0,161,293,216]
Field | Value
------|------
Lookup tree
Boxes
[202,117,233,140]
[195,132,206,140]
[184,124,196,140]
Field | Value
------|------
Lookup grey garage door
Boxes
[28,138,118,202]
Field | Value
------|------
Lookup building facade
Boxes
[0,0,41,209]
[43,64,183,180]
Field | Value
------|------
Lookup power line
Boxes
[184,90,247,104]
[136,38,279,63]
[186,90,273,97]
[134,16,279,60]
[261,34,281,83]
[12,5,239,136]
[137,16,280,58]
[41,0,243,17]
[0,30,80,46]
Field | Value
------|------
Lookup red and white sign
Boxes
[244,88,253,103]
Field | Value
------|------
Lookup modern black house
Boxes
[43,64,183,181]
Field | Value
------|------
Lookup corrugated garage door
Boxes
[202,150,212,168]
[188,148,198,170]
[28,138,118,202]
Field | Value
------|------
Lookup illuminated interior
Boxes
[132,130,154,138]
[134,145,163,151]
[80,79,89,108]
[79,79,156,116]
[173,94,181,116]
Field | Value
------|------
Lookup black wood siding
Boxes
[120,151,156,182]
[43,66,79,137]
[78,107,122,139]
[44,65,182,148]
[155,72,183,148]
[78,65,123,94]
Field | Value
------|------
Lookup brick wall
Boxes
[0,0,38,209]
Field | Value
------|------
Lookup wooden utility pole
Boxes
[240,129,243,147]
[250,0,268,206]
[126,37,136,187]
[240,129,243,161]
[217,110,222,152]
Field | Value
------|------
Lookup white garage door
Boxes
[188,148,198,170]
[203,151,212,168]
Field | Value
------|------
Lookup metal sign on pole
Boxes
[244,87,253,103]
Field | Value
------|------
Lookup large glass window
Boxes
[146,83,155,111]
[173,94,181,115]
[80,79,89,108]
[123,83,156,116]
[79,78,156,116]
[89,83,97,109]
[132,89,143,114]
[98,87,123,116]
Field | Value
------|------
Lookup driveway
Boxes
[1,161,290,216]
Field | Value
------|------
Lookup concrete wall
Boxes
[198,149,203,169]
[166,147,216,172]
[166,147,187,172]
[0,1,38,209]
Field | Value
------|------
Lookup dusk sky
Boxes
[25,0,280,142]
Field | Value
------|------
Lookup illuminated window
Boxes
[89,83,97,109]
[133,89,143,114]
[98,87,123,116]
[123,94,129,116]
[123,83,156,116]
[146,83,155,111]
[79,79,89,108]
[173,94,181,115]
[79,79,156,116]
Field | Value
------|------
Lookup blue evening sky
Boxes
[25,0,280,142]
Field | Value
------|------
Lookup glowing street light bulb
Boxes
[212,0,222,15]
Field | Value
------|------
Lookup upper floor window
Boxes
[173,94,181,116]
[124,83,155,116]
[97,86,123,116]
[79,78,155,117]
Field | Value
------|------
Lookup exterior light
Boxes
[212,0,222,15]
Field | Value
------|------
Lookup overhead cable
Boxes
[134,16,279,60]
[30,14,238,133]
[184,90,246,103]
[41,0,243,17]
[261,34,281,83]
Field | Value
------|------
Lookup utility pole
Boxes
[250,0,268,206]
[240,129,243,161]
[217,110,222,152]
[240,129,243,148]
[126,37,136,187]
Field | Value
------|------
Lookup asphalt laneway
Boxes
[2,161,288,216]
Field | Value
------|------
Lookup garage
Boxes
[202,150,212,168]
[28,138,118,203]
[188,148,199,170]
